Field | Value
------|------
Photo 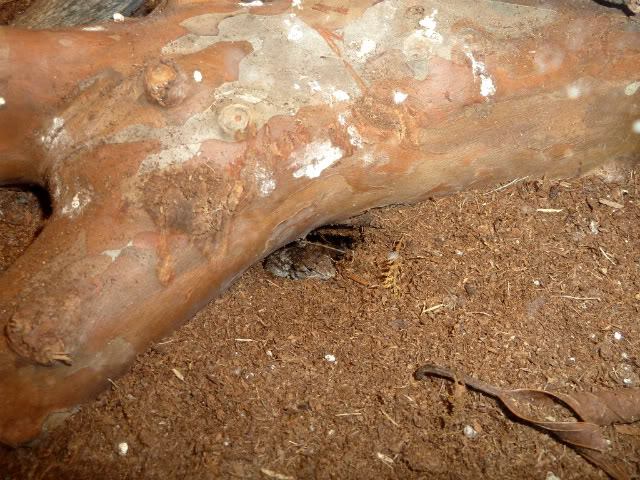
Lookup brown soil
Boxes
[1,172,639,480]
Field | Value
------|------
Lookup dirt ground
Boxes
[1,170,640,480]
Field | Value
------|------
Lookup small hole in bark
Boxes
[131,0,164,17]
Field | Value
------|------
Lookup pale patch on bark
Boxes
[292,141,343,179]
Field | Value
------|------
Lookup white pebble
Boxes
[193,70,202,82]
[266,350,273,357]
[118,442,128,456]
[463,425,477,439]
[455,249,463,256]
[546,472,561,480]
[568,357,575,362]
[113,12,125,22]
[0,97,5,107]
[325,354,336,363]
[614,331,623,341]
[623,378,633,384]
[633,119,640,134]
[622,352,628,359]
[533,280,541,287]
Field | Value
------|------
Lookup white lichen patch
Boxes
[307,80,321,93]
[139,143,201,173]
[418,9,443,44]
[332,90,350,102]
[82,25,106,31]
[113,12,125,22]
[292,141,343,179]
[41,117,71,150]
[102,240,133,262]
[255,165,276,196]
[625,81,640,96]
[362,150,390,167]
[357,38,377,58]
[287,25,303,41]
[393,91,408,104]
[61,189,91,217]
[464,47,496,97]
[347,125,364,148]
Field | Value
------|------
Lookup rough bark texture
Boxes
[12,0,144,28]
[0,0,638,447]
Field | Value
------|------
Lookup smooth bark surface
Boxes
[0,0,638,446]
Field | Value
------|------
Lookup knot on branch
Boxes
[5,298,76,366]
[218,103,252,138]
[144,60,187,107]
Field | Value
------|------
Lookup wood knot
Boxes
[144,60,186,107]
[6,308,72,366]
[218,103,251,138]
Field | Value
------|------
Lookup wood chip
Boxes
[376,452,395,466]
[172,368,185,382]
[598,198,623,209]
[260,468,296,480]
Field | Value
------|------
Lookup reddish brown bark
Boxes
[0,0,639,446]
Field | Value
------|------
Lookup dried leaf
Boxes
[415,364,638,480]
[558,390,640,425]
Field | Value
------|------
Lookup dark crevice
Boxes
[592,0,636,16]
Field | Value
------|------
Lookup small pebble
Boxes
[118,442,128,456]
[113,12,125,22]
[614,331,623,341]
[546,472,561,480]
[193,70,203,82]
[623,378,632,384]
[463,425,477,440]
[325,354,336,363]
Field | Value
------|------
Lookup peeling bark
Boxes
[0,0,639,446]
